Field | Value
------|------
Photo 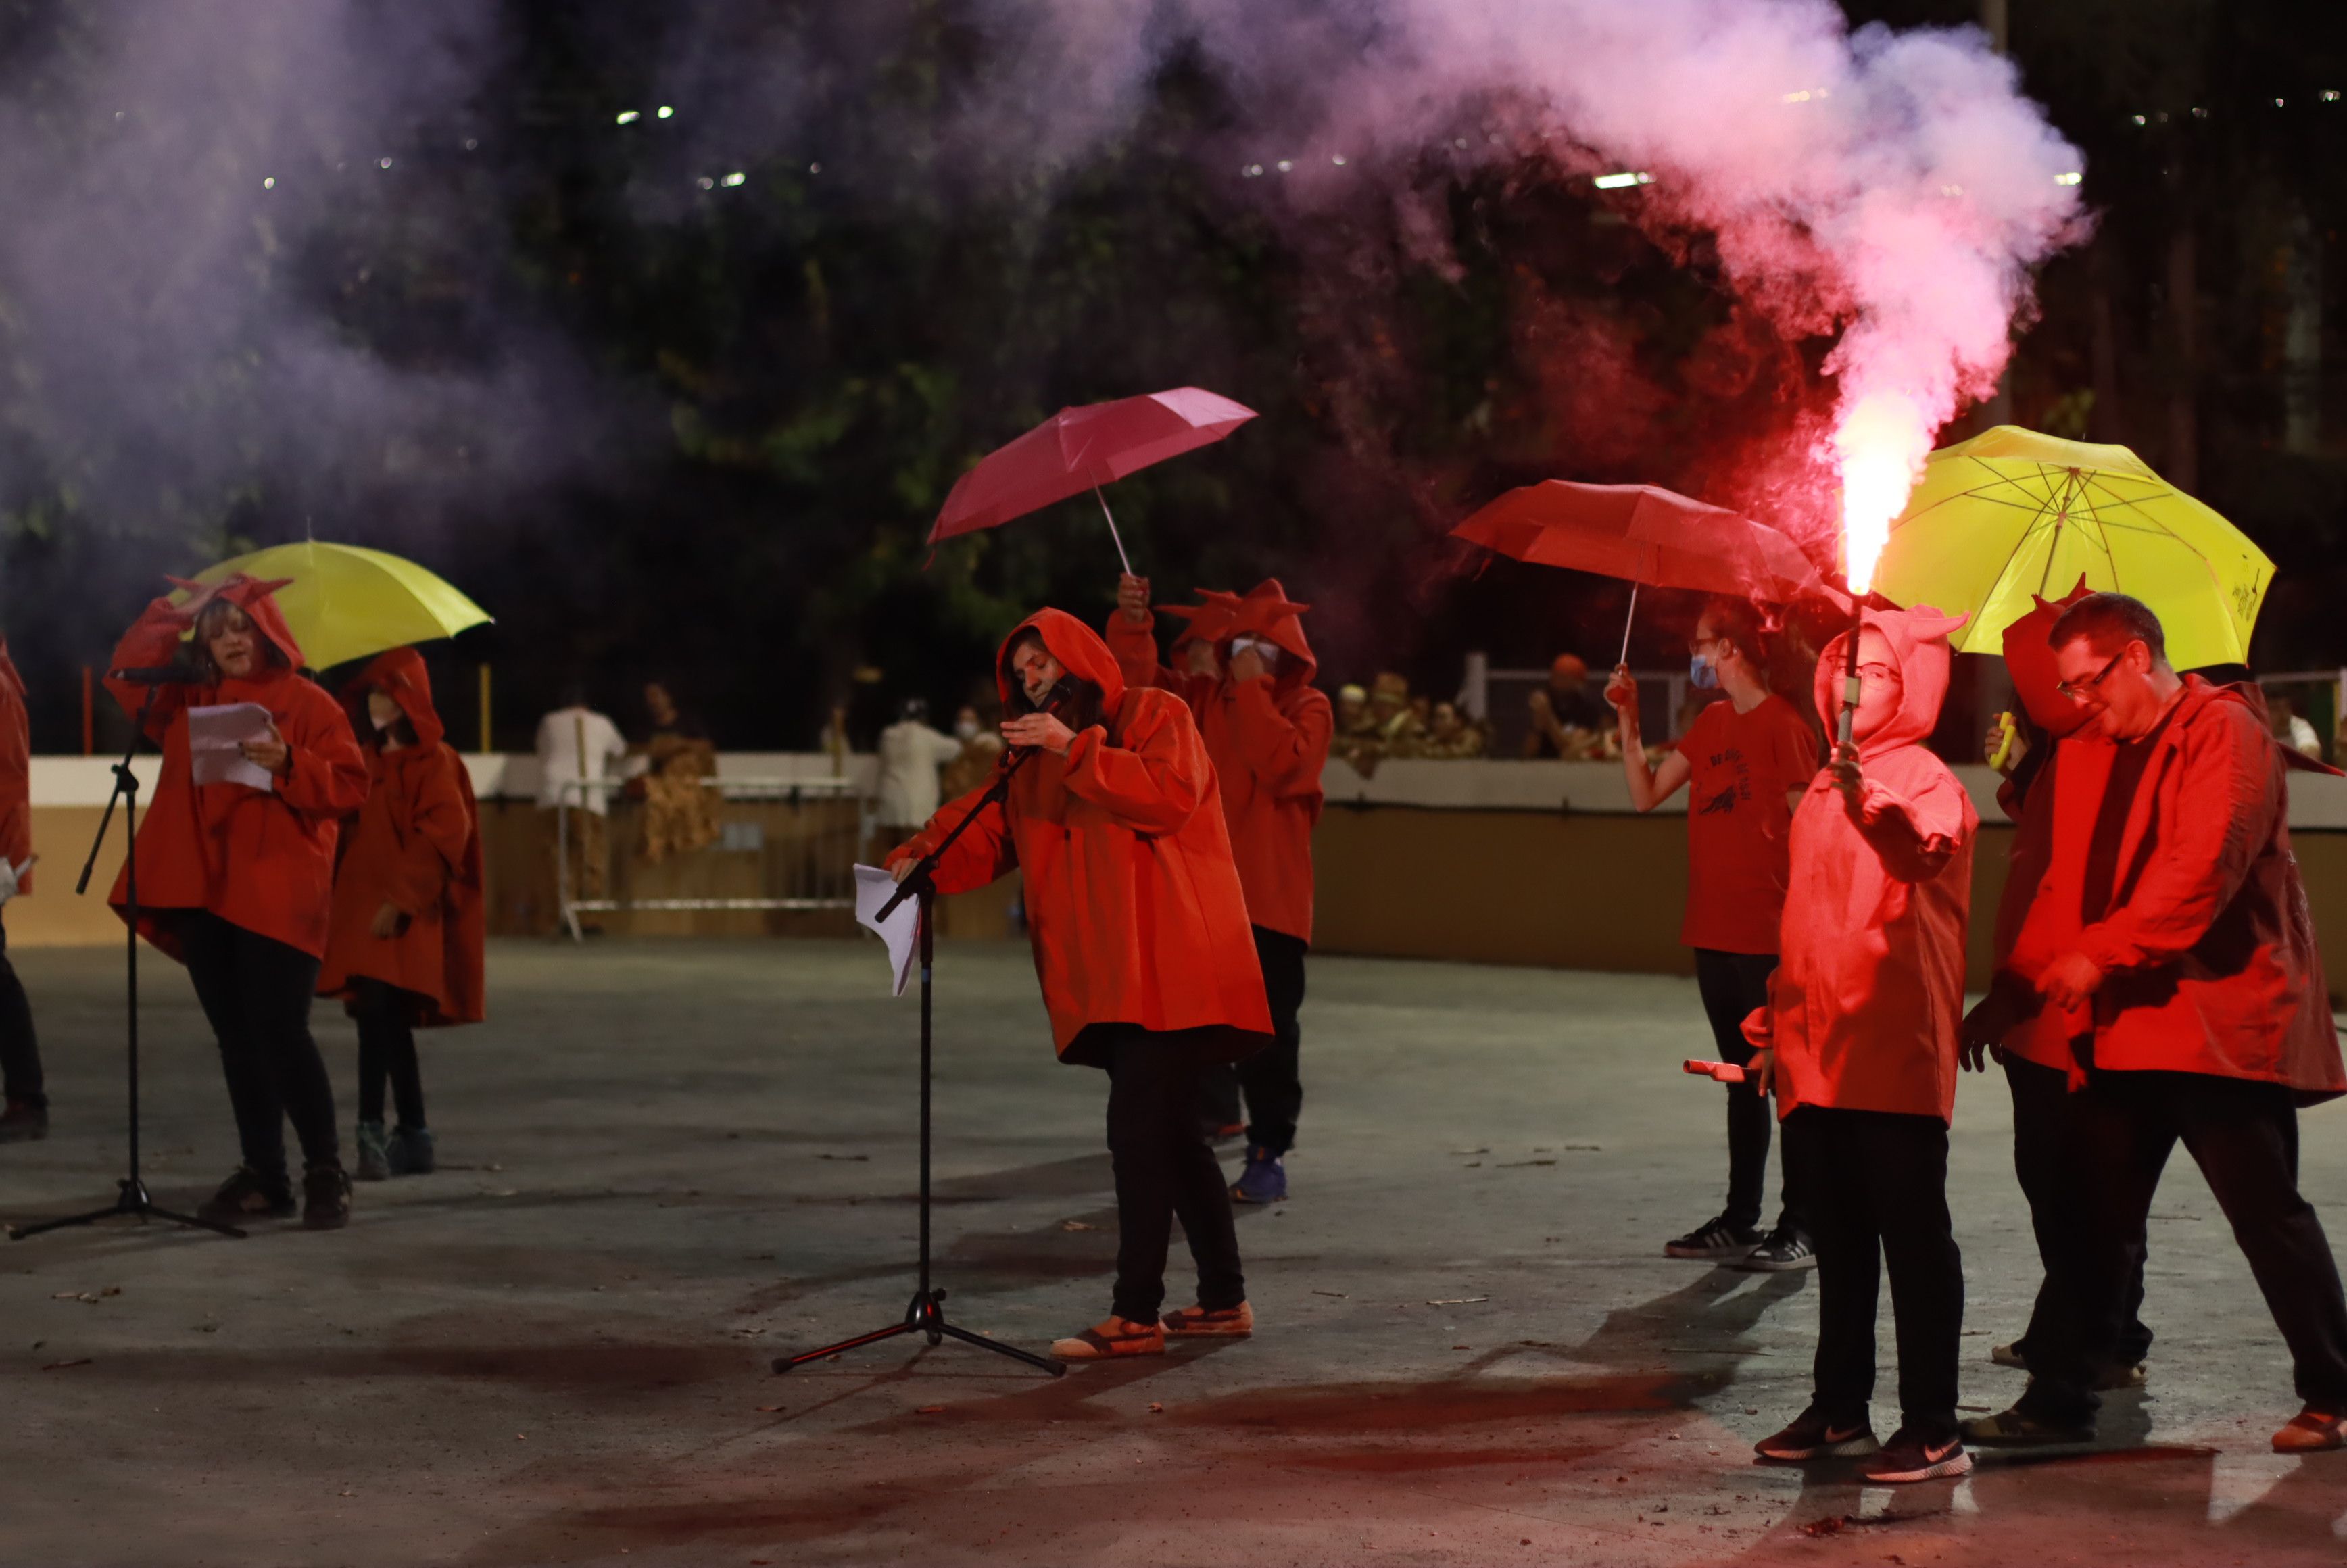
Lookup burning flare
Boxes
[1831,392,1931,597]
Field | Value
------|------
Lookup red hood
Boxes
[341,646,446,750]
[2000,577,2097,738]
[1228,578,1317,689]
[1817,603,1967,759]
[996,607,1128,712]
[172,572,306,671]
[1159,589,1243,656]
[0,637,21,707]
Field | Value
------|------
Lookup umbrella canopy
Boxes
[928,388,1257,562]
[1870,425,2273,670]
[1451,481,1829,602]
[173,541,492,672]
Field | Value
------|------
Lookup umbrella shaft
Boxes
[1092,485,1133,576]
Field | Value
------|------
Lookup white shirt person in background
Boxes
[873,698,965,848]
[534,689,629,917]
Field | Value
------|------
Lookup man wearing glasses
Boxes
[1966,592,2347,1454]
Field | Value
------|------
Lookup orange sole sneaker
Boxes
[1051,1321,1165,1361]
[1162,1302,1253,1338]
[2273,1408,2347,1453]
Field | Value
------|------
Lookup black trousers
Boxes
[2021,1069,2347,1425]
[0,912,43,1109]
[176,910,339,1181]
[1105,1027,1246,1323]
[1201,926,1308,1155]
[1797,1105,1964,1440]
[2004,1054,2152,1369]
[1695,948,1805,1235]
[352,979,427,1129]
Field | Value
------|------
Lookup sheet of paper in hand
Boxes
[852,864,919,997]
[187,702,278,792]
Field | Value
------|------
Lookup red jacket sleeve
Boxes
[1061,696,1205,835]
[1847,773,1966,883]
[1224,680,1332,796]
[386,751,475,914]
[887,781,1017,896]
[277,689,370,823]
[2075,705,2276,975]
[105,599,195,742]
[1104,611,1174,694]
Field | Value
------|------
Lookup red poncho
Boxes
[1749,606,1977,1123]
[0,640,29,894]
[318,649,487,1027]
[1105,579,1332,944]
[890,608,1271,1065]
[106,579,369,961]
[2067,677,2343,1101]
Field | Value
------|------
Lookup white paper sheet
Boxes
[852,864,919,997]
[186,702,278,792]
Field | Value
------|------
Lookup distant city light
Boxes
[1941,182,1964,197]
[378,157,393,169]
[262,176,275,189]
[657,106,675,119]
[1276,159,1293,172]
[1593,172,1653,190]
[808,162,821,174]
[698,176,714,190]
[616,109,641,125]
[1243,163,1263,177]
[2131,114,2147,125]
[464,138,479,150]
[2054,171,2083,185]
[2325,91,2343,103]
[721,170,746,187]
[1331,153,1347,166]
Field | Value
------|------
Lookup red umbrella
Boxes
[1451,480,1833,662]
[929,387,1257,572]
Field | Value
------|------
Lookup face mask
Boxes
[954,719,979,741]
[1689,653,1720,691]
[1229,637,1280,674]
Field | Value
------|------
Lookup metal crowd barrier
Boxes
[554,775,870,942]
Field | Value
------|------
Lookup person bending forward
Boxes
[889,609,1274,1361]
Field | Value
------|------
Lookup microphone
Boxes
[108,664,201,685]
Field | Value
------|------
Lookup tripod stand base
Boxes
[10,1177,247,1241]
[774,1286,1064,1377]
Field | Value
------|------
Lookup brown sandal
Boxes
[1050,1318,1165,1361]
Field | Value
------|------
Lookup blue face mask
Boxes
[1689,652,1720,690]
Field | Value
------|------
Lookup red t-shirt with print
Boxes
[1678,693,1822,954]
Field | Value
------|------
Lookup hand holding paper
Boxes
[187,702,280,791]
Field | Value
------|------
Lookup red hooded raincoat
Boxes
[106,577,369,961]
[0,640,30,895]
[890,609,1272,1065]
[1750,605,1977,1123]
[1105,579,1333,944]
[318,649,487,1027]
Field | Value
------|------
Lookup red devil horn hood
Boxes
[1816,604,1967,758]
[2000,577,2097,738]
[173,572,305,670]
[996,608,1128,712]
[341,646,445,750]
[1158,589,1244,654]
[1230,578,1316,685]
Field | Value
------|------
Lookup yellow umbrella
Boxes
[174,541,493,671]
[1871,425,2273,670]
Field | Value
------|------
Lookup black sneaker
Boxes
[0,1097,48,1143]
[1960,1403,2094,1446]
[301,1165,352,1231]
[1735,1227,1816,1272]
[196,1166,297,1223]
[1664,1213,1762,1259]
[1862,1427,1973,1483]
[385,1124,435,1176]
[1754,1404,1879,1462]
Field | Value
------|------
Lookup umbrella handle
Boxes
[1092,483,1134,577]
[1618,581,1639,668]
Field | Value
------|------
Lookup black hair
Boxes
[1699,596,1770,672]
[2050,591,2168,666]
[1000,629,1103,731]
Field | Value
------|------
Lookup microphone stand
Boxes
[776,737,1061,1377]
[13,683,243,1241]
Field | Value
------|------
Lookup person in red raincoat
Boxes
[106,574,370,1229]
[318,648,485,1183]
[0,639,43,1142]
[1958,583,2152,1390]
[887,608,1272,1361]
[1966,593,2347,1456]
[1606,595,1823,1271]
[1109,575,1332,1205]
[1745,604,1977,1484]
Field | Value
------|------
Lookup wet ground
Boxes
[1,937,2344,1566]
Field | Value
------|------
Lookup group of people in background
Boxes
[0,577,491,1227]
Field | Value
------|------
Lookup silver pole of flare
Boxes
[1091,483,1134,578]
[1838,602,1864,749]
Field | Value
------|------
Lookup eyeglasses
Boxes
[2056,650,2127,700]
